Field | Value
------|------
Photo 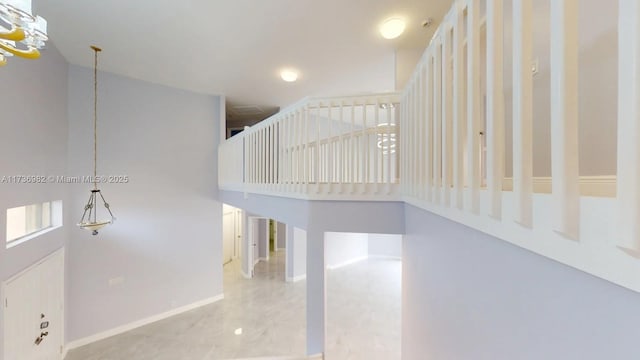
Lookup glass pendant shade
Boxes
[78,190,114,235]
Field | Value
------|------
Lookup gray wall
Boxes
[285,225,307,282]
[368,233,402,258]
[0,44,69,360]
[403,204,640,360]
[502,0,617,177]
[66,66,223,342]
[325,232,368,268]
[293,227,307,279]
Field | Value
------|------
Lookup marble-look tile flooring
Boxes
[65,252,400,360]
[326,258,401,360]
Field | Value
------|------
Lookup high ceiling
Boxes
[35,0,452,109]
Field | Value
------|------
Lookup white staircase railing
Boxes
[219,93,401,200]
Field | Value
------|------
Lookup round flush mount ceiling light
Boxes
[280,69,299,82]
[379,17,406,39]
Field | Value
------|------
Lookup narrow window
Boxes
[6,201,62,248]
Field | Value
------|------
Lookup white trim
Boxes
[326,256,369,270]
[286,274,307,282]
[5,225,62,249]
[258,257,268,262]
[368,255,402,261]
[64,294,224,351]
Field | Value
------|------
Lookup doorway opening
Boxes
[325,232,402,359]
[222,204,243,267]
[246,217,289,281]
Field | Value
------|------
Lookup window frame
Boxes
[6,200,63,249]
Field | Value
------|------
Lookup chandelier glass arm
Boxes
[0,40,39,59]
[0,26,25,41]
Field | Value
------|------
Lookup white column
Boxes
[512,0,534,227]
[306,228,326,356]
[550,0,579,239]
[486,0,505,219]
[617,0,640,254]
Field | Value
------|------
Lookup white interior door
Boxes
[4,249,64,360]
[233,209,243,259]
[223,211,234,264]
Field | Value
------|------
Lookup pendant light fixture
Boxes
[78,45,115,235]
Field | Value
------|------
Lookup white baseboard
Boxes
[254,258,260,266]
[286,274,307,282]
[241,269,252,279]
[64,294,224,352]
[326,256,369,270]
[368,255,402,261]
[258,257,268,262]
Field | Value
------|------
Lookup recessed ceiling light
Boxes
[234,328,243,335]
[380,17,406,39]
[280,69,299,82]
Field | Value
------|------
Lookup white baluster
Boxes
[434,39,443,205]
[442,23,453,207]
[512,0,534,227]
[487,0,505,219]
[550,0,579,239]
[467,0,481,214]
[453,3,466,210]
[617,0,640,255]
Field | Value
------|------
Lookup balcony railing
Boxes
[219,93,401,200]
[219,0,640,293]
[399,0,638,293]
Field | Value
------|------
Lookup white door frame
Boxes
[222,210,234,265]
[234,209,243,260]
[246,216,273,278]
[246,216,265,278]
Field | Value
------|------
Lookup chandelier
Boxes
[377,123,397,155]
[0,0,48,66]
[78,46,115,235]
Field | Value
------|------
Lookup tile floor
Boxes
[64,252,400,360]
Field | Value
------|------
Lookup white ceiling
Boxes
[35,0,452,108]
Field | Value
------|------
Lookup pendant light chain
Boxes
[78,45,115,235]
[93,46,100,190]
